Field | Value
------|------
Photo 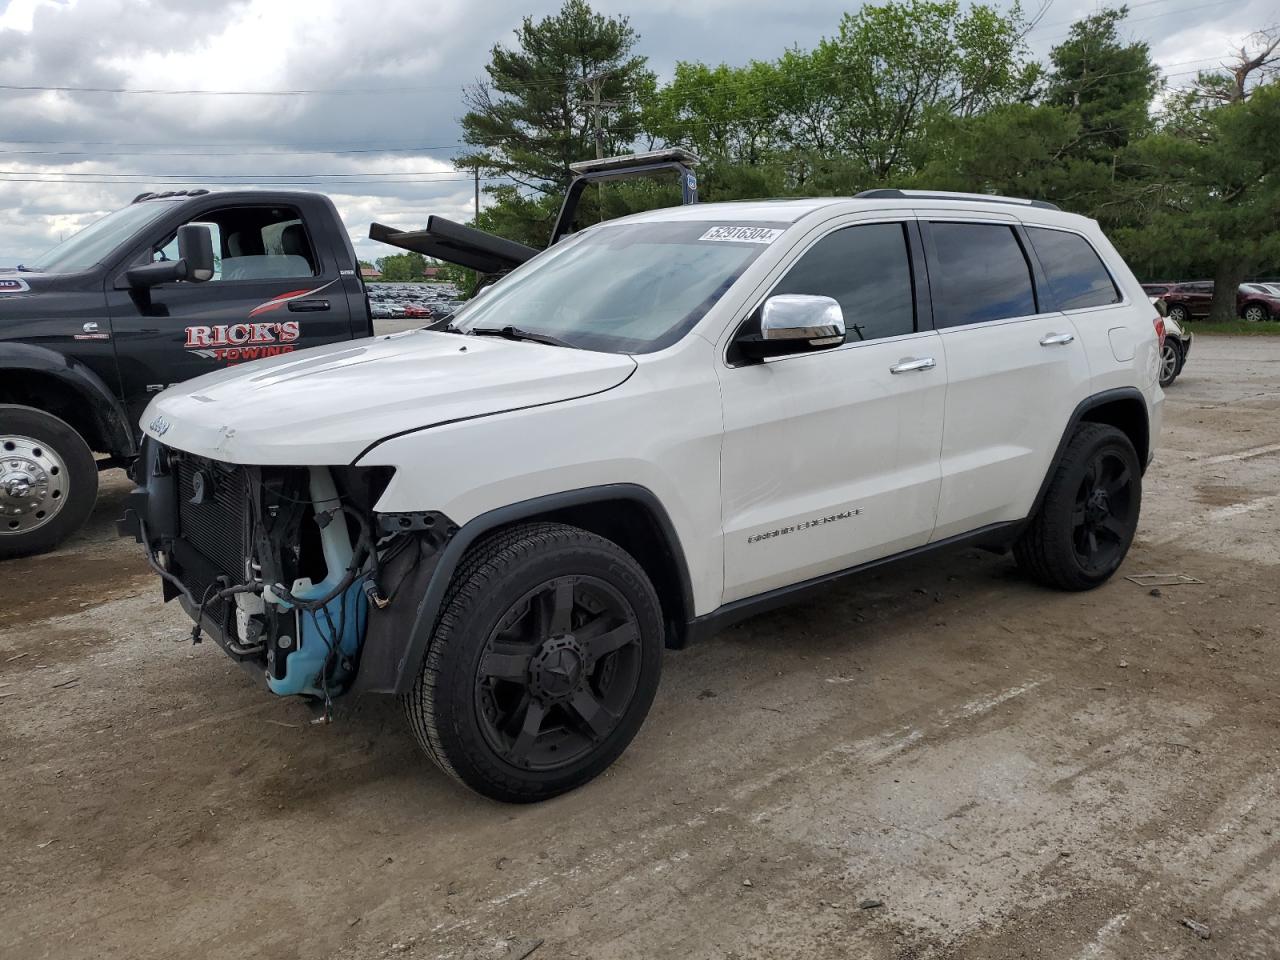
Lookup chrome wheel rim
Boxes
[1160,342,1179,382]
[0,435,68,535]
[1244,305,1266,322]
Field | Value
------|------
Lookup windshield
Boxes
[449,219,787,353]
[25,201,175,274]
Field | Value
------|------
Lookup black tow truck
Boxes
[2,148,699,559]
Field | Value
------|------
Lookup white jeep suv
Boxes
[122,189,1164,802]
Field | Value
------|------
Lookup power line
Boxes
[0,145,464,158]
[0,168,475,179]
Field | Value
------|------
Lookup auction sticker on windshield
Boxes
[699,226,785,244]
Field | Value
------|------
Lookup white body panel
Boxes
[142,193,1163,621]
[931,311,1092,539]
[140,329,635,464]
[717,331,947,602]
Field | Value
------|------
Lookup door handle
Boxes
[1039,332,1075,346]
[287,299,330,312]
[889,356,936,374]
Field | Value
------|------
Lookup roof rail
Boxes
[855,188,1060,211]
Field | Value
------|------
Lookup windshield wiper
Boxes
[468,325,578,349]
[14,264,31,272]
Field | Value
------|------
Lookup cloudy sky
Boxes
[0,0,1273,265]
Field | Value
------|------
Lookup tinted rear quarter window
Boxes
[928,222,1036,327]
[1026,226,1120,310]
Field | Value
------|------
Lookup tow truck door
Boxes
[105,197,356,425]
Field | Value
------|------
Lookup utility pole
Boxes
[581,70,620,219]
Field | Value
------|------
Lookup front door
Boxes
[105,201,355,424]
[717,219,947,604]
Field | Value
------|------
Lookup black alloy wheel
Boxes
[404,521,664,802]
[1070,448,1136,578]
[475,574,642,771]
[1015,423,1142,591]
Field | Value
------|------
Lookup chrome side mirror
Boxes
[737,294,846,361]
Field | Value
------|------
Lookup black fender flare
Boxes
[387,483,695,697]
[0,343,136,458]
[1029,386,1151,519]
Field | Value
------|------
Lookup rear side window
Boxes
[770,222,916,341]
[928,223,1036,327]
[1026,227,1120,310]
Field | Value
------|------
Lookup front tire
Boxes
[0,405,98,560]
[1242,303,1270,323]
[1015,424,1141,591]
[403,522,664,802]
[1167,303,1190,324]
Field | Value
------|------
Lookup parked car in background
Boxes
[1238,283,1280,322]
[1158,280,1280,323]
[1160,311,1192,387]
[1160,281,1213,323]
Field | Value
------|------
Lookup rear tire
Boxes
[1015,424,1141,591]
[1167,303,1190,324]
[0,405,98,560]
[403,521,664,803]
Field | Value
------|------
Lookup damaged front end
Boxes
[118,439,454,700]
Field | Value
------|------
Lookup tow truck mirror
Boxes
[125,223,216,289]
[177,224,215,282]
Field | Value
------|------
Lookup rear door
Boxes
[105,197,356,424]
[717,218,947,603]
[921,218,1092,540]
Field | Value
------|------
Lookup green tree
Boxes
[1122,33,1279,318]
[821,0,1036,181]
[1044,7,1161,161]
[375,251,428,282]
[455,0,653,212]
[916,8,1160,217]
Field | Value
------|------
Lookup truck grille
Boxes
[176,458,248,583]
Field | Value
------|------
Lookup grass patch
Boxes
[1184,320,1280,336]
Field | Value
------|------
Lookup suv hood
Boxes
[142,329,637,464]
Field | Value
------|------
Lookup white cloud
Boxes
[0,0,1272,263]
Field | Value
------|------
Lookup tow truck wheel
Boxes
[0,405,98,560]
[404,521,664,803]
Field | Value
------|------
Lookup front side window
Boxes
[768,222,916,342]
[929,222,1036,327]
[152,207,317,282]
[449,220,784,354]
[1026,227,1119,310]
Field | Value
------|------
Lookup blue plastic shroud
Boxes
[266,581,369,697]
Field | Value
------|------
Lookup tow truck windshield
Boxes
[448,219,786,354]
[25,201,174,275]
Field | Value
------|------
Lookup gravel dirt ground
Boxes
[2,335,1278,960]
